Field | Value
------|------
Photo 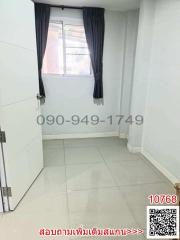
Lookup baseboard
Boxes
[127,143,141,153]
[43,131,119,140]
[119,133,128,139]
[141,149,179,185]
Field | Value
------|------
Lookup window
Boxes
[43,22,64,75]
[43,21,91,76]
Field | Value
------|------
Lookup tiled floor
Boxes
[0,137,174,240]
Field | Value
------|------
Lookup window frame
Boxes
[43,17,93,78]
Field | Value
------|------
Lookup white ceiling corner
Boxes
[34,0,140,11]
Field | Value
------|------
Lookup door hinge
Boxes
[0,131,6,143]
[1,187,12,197]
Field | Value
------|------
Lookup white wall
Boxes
[41,10,139,137]
[129,0,180,182]
[128,0,156,149]
[119,10,139,138]
[142,0,180,182]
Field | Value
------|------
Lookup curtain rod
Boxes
[47,4,83,10]
[32,1,83,10]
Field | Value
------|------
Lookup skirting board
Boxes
[127,143,141,153]
[141,150,179,185]
[127,144,179,184]
[43,132,119,140]
[119,133,128,139]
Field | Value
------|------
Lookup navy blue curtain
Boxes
[83,7,105,99]
[34,3,50,99]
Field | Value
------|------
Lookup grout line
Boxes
[97,147,120,189]
[44,141,168,187]
[63,144,122,149]
[98,145,141,229]
[63,139,71,229]
[97,146,171,232]
[97,145,164,190]
[44,139,170,237]
[65,160,104,166]
[67,185,118,193]
[65,180,168,193]
[117,183,146,230]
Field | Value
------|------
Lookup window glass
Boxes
[66,54,91,75]
[42,21,91,76]
[43,22,64,74]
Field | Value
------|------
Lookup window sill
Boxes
[42,73,94,79]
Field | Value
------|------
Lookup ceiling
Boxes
[35,0,140,11]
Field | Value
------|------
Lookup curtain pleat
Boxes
[83,7,105,99]
[34,3,50,100]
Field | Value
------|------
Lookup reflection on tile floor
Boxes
[0,137,175,240]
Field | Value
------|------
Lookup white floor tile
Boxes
[99,145,140,162]
[65,147,103,165]
[107,159,164,186]
[0,137,174,240]
[43,147,65,166]
[0,193,68,240]
[66,163,116,191]
[27,166,67,197]
[43,139,64,148]
[68,188,138,229]
[119,182,175,229]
